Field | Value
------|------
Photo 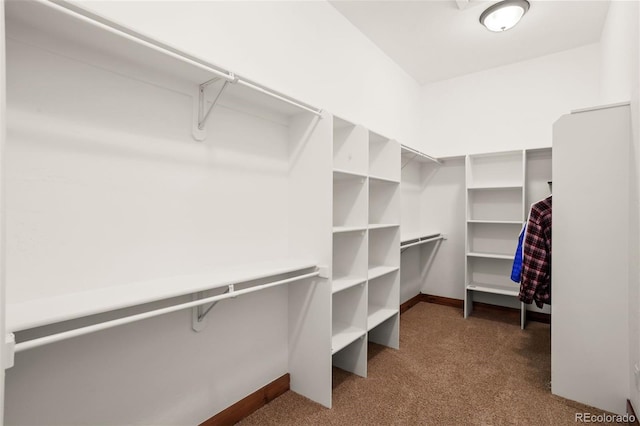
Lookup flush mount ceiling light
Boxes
[480,0,530,32]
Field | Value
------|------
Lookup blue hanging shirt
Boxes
[511,224,526,283]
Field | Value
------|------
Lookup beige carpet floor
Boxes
[239,302,615,425]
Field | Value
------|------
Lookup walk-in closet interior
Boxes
[0,0,638,424]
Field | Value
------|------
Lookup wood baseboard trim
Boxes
[422,294,463,309]
[200,373,290,426]
[400,294,424,314]
[421,294,551,324]
[627,399,639,425]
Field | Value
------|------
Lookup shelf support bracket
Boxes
[198,77,231,130]
[5,333,15,369]
[192,73,236,141]
[191,284,235,332]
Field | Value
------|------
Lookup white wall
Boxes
[77,0,422,148]
[0,0,6,421]
[598,0,640,414]
[4,39,281,425]
[419,159,466,300]
[420,44,601,158]
[400,160,423,303]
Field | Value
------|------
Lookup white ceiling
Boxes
[329,0,610,85]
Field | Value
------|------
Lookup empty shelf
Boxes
[333,169,368,182]
[368,175,400,184]
[467,220,523,225]
[369,223,400,230]
[467,185,523,190]
[333,225,367,234]
[332,277,366,294]
[467,252,514,260]
[367,307,398,330]
[368,266,399,280]
[466,283,519,297]
[331,323,366,354]
[7,259,318,333]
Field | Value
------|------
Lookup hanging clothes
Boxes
[510,223,526,283]
[518,196,552,308]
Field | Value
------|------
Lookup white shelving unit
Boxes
[366,131,400,351]
[464,150,526,328]
[331,118,369,383]
[330,119,400,398]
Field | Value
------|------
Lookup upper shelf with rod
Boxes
[7,260,319,334]
[401,145,442,168]
[5,0,322,140]
[401,233,446,252]
[6,260,321,365]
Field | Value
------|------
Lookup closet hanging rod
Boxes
[400,235,445,251]
[236,79,323,117]
[44,0,235,82]
[11,269,320,354]
[401,145,442,165]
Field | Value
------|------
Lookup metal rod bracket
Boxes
[191,284,236,332]
[192,73,236,141]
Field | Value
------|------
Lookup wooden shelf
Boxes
[367,307,398,331]
[368,266,399,280]
[7,259,317,333]
[466,282,519,297]
[467,252,514,260]
[331,323,366,355]
[332,277,366,294]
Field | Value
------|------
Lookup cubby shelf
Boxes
[333,169,368,181]
[369,175,401,185]
[330,120,400,391]
[466,283,519,297]
[467,185,523,190]
[368,266,399,280]
[467,220,523,225]
[368,223,400,230]
[466,252,514,260]
[332,277,366,294]
[331,323,366,355]
[367,307,398,331]
[333,226,368,234]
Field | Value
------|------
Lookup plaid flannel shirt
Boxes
[518,196,552,308]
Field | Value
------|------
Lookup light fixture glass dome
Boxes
[480,0,530,32]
